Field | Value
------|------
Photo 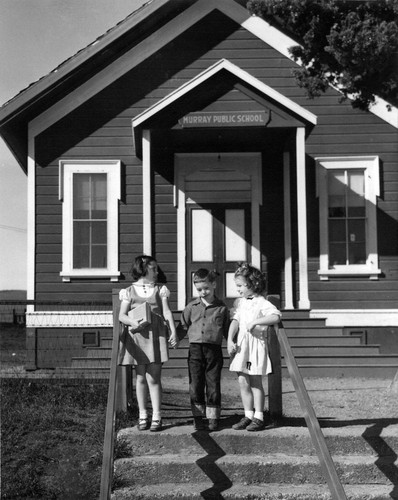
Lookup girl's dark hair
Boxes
[130,255,156,281]
[193,268,219,284]
[235,262,266,294]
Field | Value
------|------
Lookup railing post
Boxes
[99,289,122,500]
[116,365,133,412]
[266,295,282,421]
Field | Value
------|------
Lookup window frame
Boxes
[316,156,381,280]
[59,159,121,281]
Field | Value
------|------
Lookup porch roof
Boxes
[132,58,318,155]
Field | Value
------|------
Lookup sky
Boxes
[0,0,146,290]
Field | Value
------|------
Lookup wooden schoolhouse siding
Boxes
[33,9,397,311]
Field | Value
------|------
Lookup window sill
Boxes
[318,267,381,280]
[60,271,121,282]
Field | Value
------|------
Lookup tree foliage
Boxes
[247,0,398,110]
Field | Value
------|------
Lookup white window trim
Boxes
[316,155,381,280]
[59,159,121,281]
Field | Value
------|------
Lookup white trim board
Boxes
[310,309,398,327]
[26,311,113,329]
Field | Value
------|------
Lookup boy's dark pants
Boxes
[188,343,223,420]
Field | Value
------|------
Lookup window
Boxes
[316,156,381,280]
[59,160,121,281]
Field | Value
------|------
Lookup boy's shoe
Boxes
[138,418,149,431]
[194,417,205,431]
[150,419,162,432]
[208,419,219,431]
[246,417,265,431]
[232,416,252,430]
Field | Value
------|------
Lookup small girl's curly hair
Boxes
[193,268,219,284]
[130,255,157,281]
[235,262,266,294]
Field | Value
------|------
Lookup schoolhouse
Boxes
[1,0,397,375]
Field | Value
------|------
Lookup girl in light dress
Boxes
[119,255,178,432]
[227,263,281,431]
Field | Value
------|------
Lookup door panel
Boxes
[187,203,251,307]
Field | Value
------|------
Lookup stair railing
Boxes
[99,290,122,500]
[273,321,348,500]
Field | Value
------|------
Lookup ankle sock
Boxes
[244,410,254,420]
[254,411,264,421]
[152,412,162,421]
[139,411,148,420]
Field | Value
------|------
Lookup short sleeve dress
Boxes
[118,284,170,366]
[229,295,281,375]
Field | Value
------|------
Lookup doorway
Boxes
[186,203,251,307]
[175,152,262,310]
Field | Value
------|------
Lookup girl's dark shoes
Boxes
[150,419,162,432]
[138,418,150,431]
[246,417,265,431]
[232,416,252,430]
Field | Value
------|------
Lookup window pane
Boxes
[92,246,107,268]
[73,244,89,268]
[92,175,107,218]
[92,221,107,244]
[348,220,366,264]
[329,243,346,265]
[225,272,240,298]
[74,221,90,244]
[328,220,345,243]
[225,209,246,261]
[347,171,365,217]
[192,209,212,262]
[328,171,345,217]
[73,174,91,219]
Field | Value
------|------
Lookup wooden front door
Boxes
[186,203,251,307]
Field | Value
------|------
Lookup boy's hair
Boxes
[193,268,219,284]
[130,254,156,281]
[235,262,266,294]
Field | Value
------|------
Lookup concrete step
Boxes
[164,354,397,369]
[162,364,398,378]
[286,336,362,346]
[280,364,398,379]
[111,483,395,500]
[113,453,394,488]
[282,327,345,336]
[279,318,328,328]
[117,424,398,457]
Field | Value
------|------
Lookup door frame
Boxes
[174,152,262,310]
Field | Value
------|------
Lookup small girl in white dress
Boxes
[227,263,281,431]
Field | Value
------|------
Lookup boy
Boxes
[180,269,229,431]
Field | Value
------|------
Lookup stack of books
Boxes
[128,302,152,327]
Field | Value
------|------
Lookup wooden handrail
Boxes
[99,290,122,500]
[276,322,348,500]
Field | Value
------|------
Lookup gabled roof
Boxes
[0,0,396,171]
[132,58,317,154]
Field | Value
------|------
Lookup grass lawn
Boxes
[0,324,135,499]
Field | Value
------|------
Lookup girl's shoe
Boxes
[150,419,162,432]
[138,418,149,431]
[232,416,252,430]
[246,417,265,431]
